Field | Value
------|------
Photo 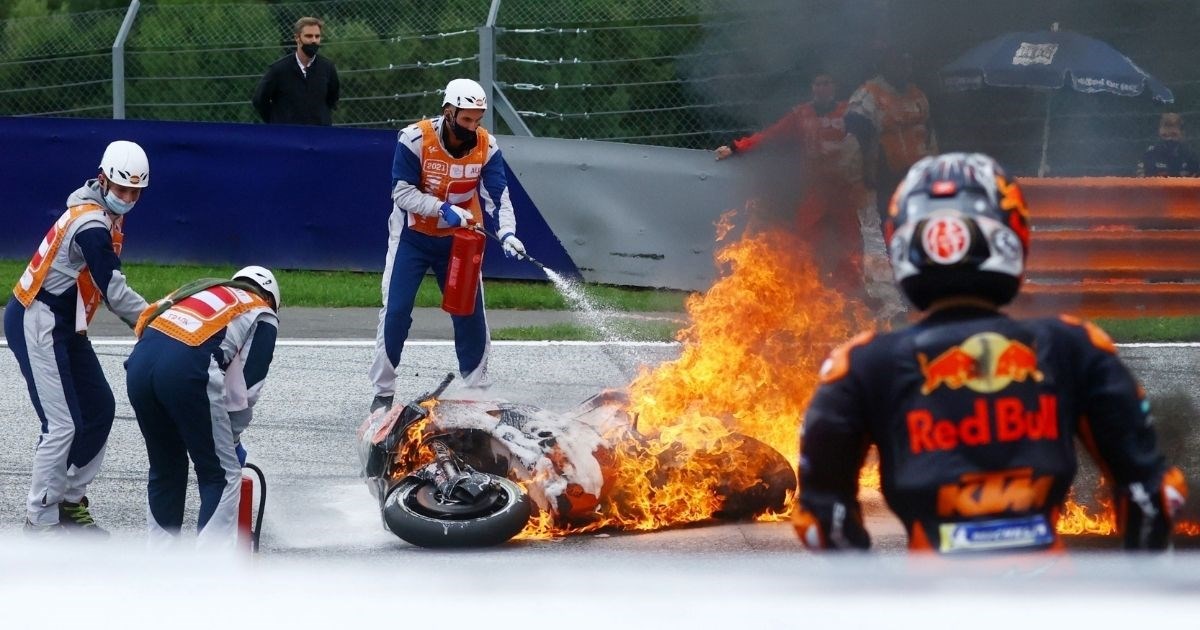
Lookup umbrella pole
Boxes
[1038,90,1052,177]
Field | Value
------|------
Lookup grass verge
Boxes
[0,260,691,312]
[1,261,1195,342]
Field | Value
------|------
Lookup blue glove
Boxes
[439,202,472,228]
[235,442,247,467]
[500,232,527,260]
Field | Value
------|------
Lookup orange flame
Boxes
[1056,496,1118,536]
[515,216,871,537]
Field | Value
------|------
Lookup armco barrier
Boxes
[1011,178,1200,317]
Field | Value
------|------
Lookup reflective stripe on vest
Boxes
[13,204,124,327]
[408,118,489,237]
[864,81,931,173]
[146,285,271,346]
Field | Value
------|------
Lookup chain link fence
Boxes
[1,0,1198,171]
[0,7,128,117]
[0,0,765,149]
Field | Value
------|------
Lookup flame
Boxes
[1176,520,1200,536]
[515,214,871,537]
[1052,495,1200,538]
[1056,496,1117,536]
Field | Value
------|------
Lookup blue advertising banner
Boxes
[0,117,578,281]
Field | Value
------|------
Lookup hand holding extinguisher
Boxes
[498,232,527,260]
[440,202,474,228]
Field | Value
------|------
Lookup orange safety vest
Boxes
[863,80,932,173]
[13,204,125,329]
[409,119,489,237]
[136,284,272,346]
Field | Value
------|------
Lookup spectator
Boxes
[714,72,867,301]
[1137,112,1199,177]
[252,16,340,126]
[126,267,279,550]
[794,153,1186,554]
[5,140,151,537]
[844,45,937,221]
[368,78,529,413]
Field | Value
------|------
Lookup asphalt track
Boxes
[1,307,1198,625]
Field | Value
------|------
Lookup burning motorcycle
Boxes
[358,374,796,548]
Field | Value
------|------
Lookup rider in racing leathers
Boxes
[794,152,1187,553]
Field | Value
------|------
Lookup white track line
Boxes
[0,339,681,348]
[2,339,1196,349]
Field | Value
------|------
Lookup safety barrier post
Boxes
[112,0,141,120]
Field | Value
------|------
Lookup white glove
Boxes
[439,202,472,227]
[500,232,527,259]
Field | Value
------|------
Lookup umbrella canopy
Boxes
[940,28,1174,175]
[940,29,1174,103]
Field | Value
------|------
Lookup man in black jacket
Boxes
[252,16,340,126]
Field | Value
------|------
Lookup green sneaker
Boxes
[58,497,110,537]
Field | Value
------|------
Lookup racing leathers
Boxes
[5,180,148,526]
[125,280,277,549]
[795,305,1187,553]
[370,115,517,396]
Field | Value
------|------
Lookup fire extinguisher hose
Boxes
[243,462,267,552]
[472,225,548,270]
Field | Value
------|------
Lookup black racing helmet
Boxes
[884,153,1031,311]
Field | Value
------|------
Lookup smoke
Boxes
[683,0,1193,177]
[683,0,884,131]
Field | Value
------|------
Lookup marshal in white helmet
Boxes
[442,78,487,110]
[233,265,281,311]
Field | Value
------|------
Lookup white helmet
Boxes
[232,265,280,310]
[98,140,149,188]
[442,78,487,110]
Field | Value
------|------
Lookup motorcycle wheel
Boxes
[382,475,532,548]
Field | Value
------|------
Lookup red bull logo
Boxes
[917,332,1043,395]
[907,394,1059,455]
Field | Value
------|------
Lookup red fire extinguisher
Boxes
[238,463,266,552]
[442,227,486,316]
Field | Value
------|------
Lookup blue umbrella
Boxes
[940,26,1174,175]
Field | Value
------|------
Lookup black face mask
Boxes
[448,113,477,143]
[301,43,320,58]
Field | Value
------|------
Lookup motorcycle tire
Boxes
[382,475,532,548]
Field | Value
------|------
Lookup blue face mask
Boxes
[104,190,136,215]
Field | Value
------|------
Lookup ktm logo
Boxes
[937,468,1054,518]
[917,332,1043,395]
